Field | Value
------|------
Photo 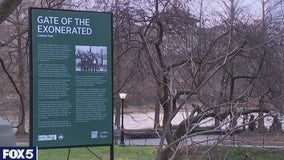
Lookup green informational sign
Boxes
[29,8,113,148]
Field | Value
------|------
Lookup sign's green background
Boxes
[30,8,112,148]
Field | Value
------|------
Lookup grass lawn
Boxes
[38,145,284,160]
[38,145,157,160]
[179,146,284,160]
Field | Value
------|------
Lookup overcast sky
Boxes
[187,0,265,26]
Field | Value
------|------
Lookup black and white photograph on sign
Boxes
[75,45,108,72]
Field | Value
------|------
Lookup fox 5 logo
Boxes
[0,147,37,160]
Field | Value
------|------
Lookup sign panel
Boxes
[30,8,113,148]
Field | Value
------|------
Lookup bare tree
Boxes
[2,0,284,159]
[129,0,284,159]
[0,0,28,134]
[8,4,29,134]
[0,0,73,134]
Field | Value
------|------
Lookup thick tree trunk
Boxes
[157,105,199,160]
[15,8,27,135]
[257,100,265,132]
[156,98,174,160]
[114,105,121,128]
[154,98,160,128]
[214,106,221,127]
[0,0,22,23]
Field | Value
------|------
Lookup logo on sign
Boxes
[0,147,37,160]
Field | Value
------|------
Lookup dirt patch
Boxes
[16,133,29,140]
